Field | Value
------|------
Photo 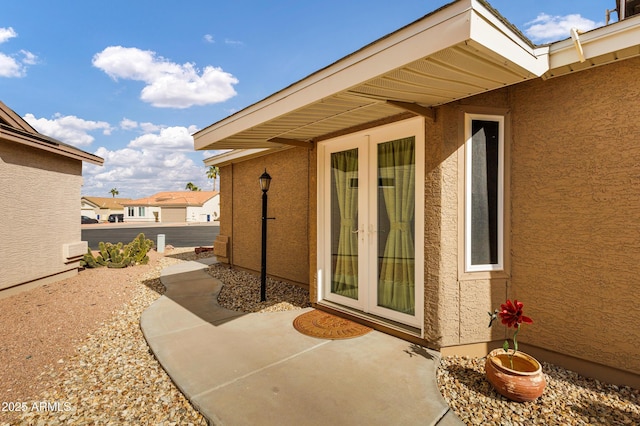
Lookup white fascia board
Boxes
[193,1,477,150]
[549,14,640,70]
[203,147,292,167]
[468,7,549,77]
[0,127,104,165]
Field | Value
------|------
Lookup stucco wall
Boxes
[433,57,640,378]
[0,140,83,292]
[228,148,310,285]
[424,91,512,349]
[213,56,640,380]
[509,57,640,375]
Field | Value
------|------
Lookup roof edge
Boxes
[545,12,640,77]
[0,124,104,165]
[193,0,478,148]
[204,147,294,167]
[193,0,547,151]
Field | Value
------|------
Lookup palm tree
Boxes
[185,182,201,191]
[109,188,119,198]
[207,166,219,191]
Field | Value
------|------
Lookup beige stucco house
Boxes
[195,0,640,388]
[0,101,104,298]
[121,191,220,223]
[81,196,130,221]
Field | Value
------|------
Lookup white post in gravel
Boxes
[157,234,165,253]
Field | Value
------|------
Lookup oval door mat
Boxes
[293,310,372,340]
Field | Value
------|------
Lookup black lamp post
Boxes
[259,169,272,302]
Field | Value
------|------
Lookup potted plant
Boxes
[485,299,546,402]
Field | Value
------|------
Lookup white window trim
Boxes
[464,113,505,273]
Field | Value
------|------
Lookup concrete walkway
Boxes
[141,259,463,426]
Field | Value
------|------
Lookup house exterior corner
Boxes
[0,101,103,298]
[196,1,640,388]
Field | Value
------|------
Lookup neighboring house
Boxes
[81,196,131,221]
[0,101,103,298]
[121,191,219,223]
[194,0,640,387]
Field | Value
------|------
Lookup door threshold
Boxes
[315,301,427,347]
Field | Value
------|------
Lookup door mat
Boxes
[293,310,372,340]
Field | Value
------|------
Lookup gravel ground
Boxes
[209,263,311,313]
[437,355,640,425]
[0,247,208,426]
[3,249,638,425]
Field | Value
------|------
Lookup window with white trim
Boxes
[128,207,135,217]
[465,114,504,272]
[138,207,146,217]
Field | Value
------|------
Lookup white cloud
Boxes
[128,126,197,151]
[524,13,603,44]
[92,46,238,108]
[0,27,17,43]
[24,113,112,146]
[140,122,163,133]
[224,39,244,47]
[0,53,22,77]
[83,147,209,198]
[120,118,138,130]
[20,49,37,65]
[82,124,210,198]
[120,118,163,133]
[0,27,37,77]
[204,34,214,43]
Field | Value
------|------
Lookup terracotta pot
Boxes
[485,349,546,402]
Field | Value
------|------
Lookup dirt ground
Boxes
[0,249,178,424]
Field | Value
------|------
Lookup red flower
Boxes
[499,299,533,329]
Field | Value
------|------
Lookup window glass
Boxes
[466,115,503,271]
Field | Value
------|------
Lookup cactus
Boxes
[80,248,101,268]
[124,233,153,265]
[81,234,153,269]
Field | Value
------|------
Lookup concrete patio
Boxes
[141,258,462,425]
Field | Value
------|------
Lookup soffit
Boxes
[195,0,547,152]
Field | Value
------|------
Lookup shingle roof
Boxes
[121,191,219,207]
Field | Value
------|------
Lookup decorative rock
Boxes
[437,355,640,425]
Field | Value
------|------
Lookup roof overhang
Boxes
[544,12,640,79]
[194,0,548,159]
[0,100,104,166]
[204,147,293,167]
[0,124,104,165]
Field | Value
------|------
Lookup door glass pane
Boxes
[330,149,359,299]
[377,137,415,315]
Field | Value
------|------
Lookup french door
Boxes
[318,118,424,327]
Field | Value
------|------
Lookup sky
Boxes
[1,0,616,199]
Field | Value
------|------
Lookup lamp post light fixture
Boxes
[259,169,274,302]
